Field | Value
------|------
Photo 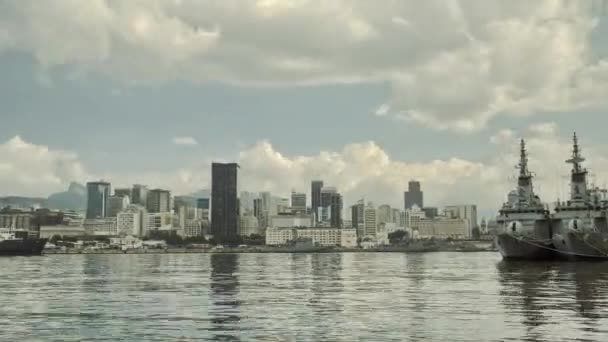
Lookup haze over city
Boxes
[2,1,608,218]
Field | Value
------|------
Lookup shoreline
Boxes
[44,244,497,255]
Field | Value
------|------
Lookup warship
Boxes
[494,139,555,260]
[551,133,608,259]
[0,227,47,256]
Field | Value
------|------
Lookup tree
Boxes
[50,235,62,244]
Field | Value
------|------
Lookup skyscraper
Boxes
[211,163,239,244]
[311,180,323,222]
[86,181,111,219]
[404,180,424,209]
[291,191,307,214]
[147,189,171,213]
[114,188,131,198]
[329,192,342,228]
[351,199,365,237]
[131,184,148,207]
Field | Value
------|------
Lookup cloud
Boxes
[172,136,198,146]
[3,127,608,219]
[1,1,608,131]
[0,136,89,196]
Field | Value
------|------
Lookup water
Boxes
[1,252,608,341]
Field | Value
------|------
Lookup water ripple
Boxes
[1,252,608,341]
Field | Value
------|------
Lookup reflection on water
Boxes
[496,261,608,341]
[209,254,240,341]
[1,253,608,341]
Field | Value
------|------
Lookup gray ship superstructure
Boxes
[552,133,608,259]
[495,140,554,260]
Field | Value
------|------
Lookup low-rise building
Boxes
[40,225,86,239]
[83,218,118,236]
[416,217,470,239]
[265,227,357,247]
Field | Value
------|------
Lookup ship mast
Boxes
[566,132,586,174]
[518,139,530,178]
[566,132,588,202]
[516,139,536,206]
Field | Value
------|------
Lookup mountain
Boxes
[0,196,47,209]
[47,182,86,211]
[188,189,210,199]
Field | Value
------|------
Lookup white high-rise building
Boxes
[377,204,392,226]
[364,203,377,237]
[444,205,478,237]
[405,205,427,230]
[117,204,147,236]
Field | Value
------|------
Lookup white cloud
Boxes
[1,1,608,131]
[3,128,608,218]
[0,136,89,196]
[172,136,198,146]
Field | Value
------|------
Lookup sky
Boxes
[2,0,608,218]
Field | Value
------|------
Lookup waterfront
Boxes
[1,252,608,341]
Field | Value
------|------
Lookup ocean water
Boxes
[1,252,607,341]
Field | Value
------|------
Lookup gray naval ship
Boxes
[494,139,554,260]
[551,133,608,259]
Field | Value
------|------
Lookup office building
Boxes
[364,203,377,237]
[291,191,307,214]
[86,181,111,219]
[239,191,257,213]
[444,205,478,237]
[270,213,314,228]
[83,217,117,236]
[197,198,210,210]
[131,184,148,207]
[311,180,324,222]
[377,204,392,226]
[351,199,365,238]
[107,195,130,218]
[265,227,357,248]
[114,188,131,198]
[147,189,171,213]
[404,180,424,209]
[211,163,239,244]
[422,207,439,219]
[117,205,147,237]
[417,217,470,239]
[239,214,260,237]
[253,198,262,219]
[404,206,427,230]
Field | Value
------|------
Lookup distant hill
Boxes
[0,196,47,209]
[47,182,86,211]
[188,189,210,199]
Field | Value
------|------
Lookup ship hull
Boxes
[0,238,47,256]
[495,233,555,260]
[552,231,608,260]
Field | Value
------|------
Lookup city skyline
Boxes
[3,2,608,218]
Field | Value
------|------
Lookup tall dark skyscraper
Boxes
[404,180,424,209]
[311,180,323,222]
[329,192,343,228]
[131,184,148,207]
[211,163,239,244]
[86,181,111,219]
